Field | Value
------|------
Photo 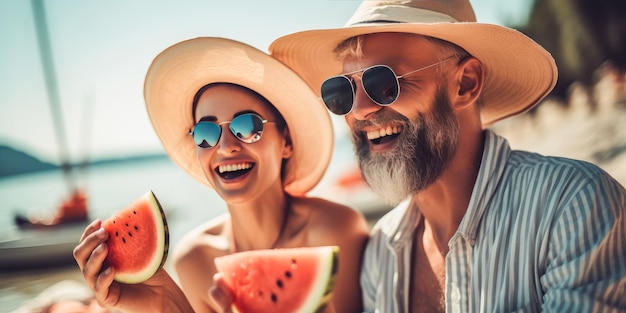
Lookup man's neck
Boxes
[412,130,485,249]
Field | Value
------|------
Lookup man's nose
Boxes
[350,77,382,120]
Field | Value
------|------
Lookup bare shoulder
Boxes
[292,196,369,243]
[172,213,230,266]
[291,197,369,313]
[172,213,231,312]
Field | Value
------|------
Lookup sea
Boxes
[0,137,387,312]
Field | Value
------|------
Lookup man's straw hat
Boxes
[145,37,333,195]
[270,0,558,125]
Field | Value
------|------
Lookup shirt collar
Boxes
[453,129,511,243]
[383,129,511,246]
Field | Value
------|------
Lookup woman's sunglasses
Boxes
[320,56,456,115]
[189,113,273,148]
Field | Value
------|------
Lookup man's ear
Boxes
[282,128,294,159]
[452,56,484,110]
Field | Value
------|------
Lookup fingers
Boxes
[74,222,108,270]
[79,219,102,242]
[209,273,234,313]
[93,266,119,307]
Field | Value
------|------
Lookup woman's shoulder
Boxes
[294,196,362,220]
[292,196,369,241]
[172,213,230,267]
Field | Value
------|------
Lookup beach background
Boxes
[1,0,625,312]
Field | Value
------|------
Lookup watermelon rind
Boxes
[297,246,338,313]
[105,190,169,284]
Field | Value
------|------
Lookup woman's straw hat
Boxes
[144,37,333,195]
[270,0,558,125]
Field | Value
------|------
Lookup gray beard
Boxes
[352,90,460,205]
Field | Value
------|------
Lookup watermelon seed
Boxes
[271,293,277,303]
[134,226,139,231]
[133,210,136,214]
[285,271,292,278]
[125,223,129,227]
[128,232,133,237]
[122,237,126,244]
[276,279,283,288]
[115,231,118,237]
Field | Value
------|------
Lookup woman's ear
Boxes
[452,56,484,110]
[281,128,294,159]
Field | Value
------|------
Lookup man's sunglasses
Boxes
[189,113,273,148]
[320,56,456,115]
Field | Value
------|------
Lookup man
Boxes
[270,0,626,312]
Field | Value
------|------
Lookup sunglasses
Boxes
[189,113,274,148]
[320,56,456,115]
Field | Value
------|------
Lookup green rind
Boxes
[112,190,169,284]
[304,246,339,313]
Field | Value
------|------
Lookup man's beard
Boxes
[352,89,460,205]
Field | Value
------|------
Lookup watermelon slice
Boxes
[102,190,169,284]
[214,246,339,313]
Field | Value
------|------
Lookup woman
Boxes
[73,37,369,313]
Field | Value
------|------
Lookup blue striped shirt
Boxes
[361,130,626,312]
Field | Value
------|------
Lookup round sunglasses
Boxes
[320,56,456,115]
[189,113,274,148]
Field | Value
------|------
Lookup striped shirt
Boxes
[361,130,626,313]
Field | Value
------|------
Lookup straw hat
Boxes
[269,0,558,126]
[144,37,333,196]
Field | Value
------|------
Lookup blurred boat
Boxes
[0,222,88,271]
[2,190,90,271]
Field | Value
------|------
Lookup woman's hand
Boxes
[208,272,234,313]
[73,219,194,312]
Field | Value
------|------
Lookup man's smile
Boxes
[365,125,403,145]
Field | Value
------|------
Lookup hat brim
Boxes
[144,37,333,195]
[270,22,558,126]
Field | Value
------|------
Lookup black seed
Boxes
[134,226,139,231]
[276,279,283,288]
[113,221,116,224]
[128,232,133,237]
[291,259,297,264]
[122,237,126,244]
[271,293,277,303]
[285,271,292,278]
[115,231,118,237]
[133,210,136,214]
[125,223,129,227]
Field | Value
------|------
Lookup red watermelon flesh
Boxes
[214,246,338,313]
[102,190,169,284]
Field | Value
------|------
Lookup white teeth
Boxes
[366,125,401,140]
[218,163,252,173]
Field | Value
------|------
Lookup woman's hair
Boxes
[192,82,287,131]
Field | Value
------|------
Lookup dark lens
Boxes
[192,122,221,148]
[230,113,264,144]
[321,76,354,115]
[362,66,399,105]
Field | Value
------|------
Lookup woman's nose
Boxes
[216,128,242,155]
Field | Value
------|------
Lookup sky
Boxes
[0,0,533,164]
